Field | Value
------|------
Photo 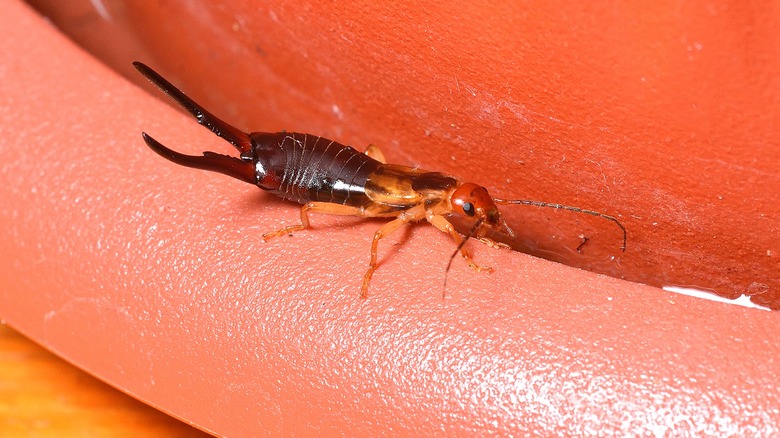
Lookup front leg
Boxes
[477,237,511,250]
[262,202,365,241]
[426,214,493,273]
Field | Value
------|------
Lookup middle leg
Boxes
[361,205,426,298]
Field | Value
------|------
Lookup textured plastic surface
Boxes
[27,0,780,307]
[2,0,779,436]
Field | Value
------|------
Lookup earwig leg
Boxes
[427,215,493,273]
[362,219,406,298]
[364,144,386,163]
[476,237,511,250]
[361,205,426,298]
[262,202,365,241]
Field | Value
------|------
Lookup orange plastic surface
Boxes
[27,0,780,306]
[2,0,779,435]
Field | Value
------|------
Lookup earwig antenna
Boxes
[443,217,485,298]
[493,198,627,252]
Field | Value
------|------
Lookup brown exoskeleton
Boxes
[134,62,626,297]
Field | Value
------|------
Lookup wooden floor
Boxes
[0,323,211,437]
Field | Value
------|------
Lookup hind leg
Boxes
[364,144,386,163]
[262,203,365,240]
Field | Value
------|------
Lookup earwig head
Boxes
[451,183,515,238]
[451,183,498,224]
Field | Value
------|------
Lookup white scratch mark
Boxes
[663,286,771,311]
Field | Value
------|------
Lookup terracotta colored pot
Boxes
[2,0,779,435]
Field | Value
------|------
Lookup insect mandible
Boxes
[134,62,626,298]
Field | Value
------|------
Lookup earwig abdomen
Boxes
[251,132,382,207]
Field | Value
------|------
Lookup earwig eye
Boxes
[462,202,475,217]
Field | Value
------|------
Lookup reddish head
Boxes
[450,183,515,238]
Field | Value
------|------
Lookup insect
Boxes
[134,62,626,298]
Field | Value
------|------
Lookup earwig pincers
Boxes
[134,61,627,298]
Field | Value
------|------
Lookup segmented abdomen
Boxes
[250,132,382,207]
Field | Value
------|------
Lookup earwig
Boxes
[134,62,627,298]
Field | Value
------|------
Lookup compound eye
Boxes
[462,202,475,217]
